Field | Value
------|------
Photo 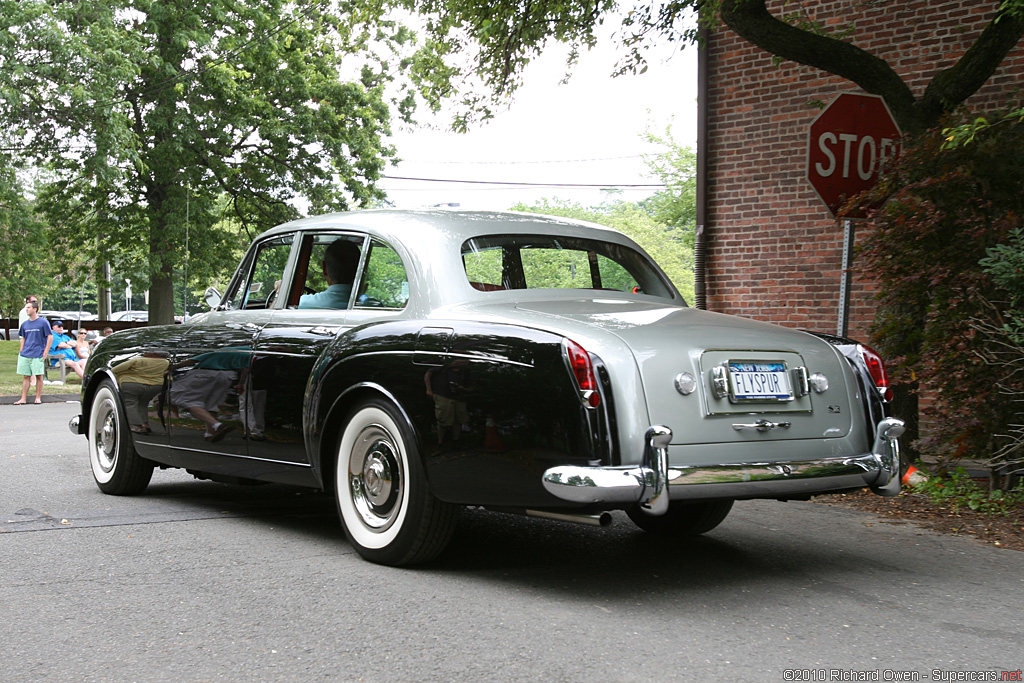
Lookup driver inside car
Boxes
[298,239,361,309]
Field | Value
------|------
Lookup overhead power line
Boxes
[405,154,646,165]
[382,175,664,188]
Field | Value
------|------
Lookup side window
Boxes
[355,240,409,309]
[595,254,634,291]
[223,235,294,310]
[291,234,363,310]
[463,247,503,290]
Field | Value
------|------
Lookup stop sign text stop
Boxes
[807,93,901,219]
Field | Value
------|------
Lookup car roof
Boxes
[247,209,674,313]
[257,209,639,248]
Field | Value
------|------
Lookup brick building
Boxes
[697,1,1024,343]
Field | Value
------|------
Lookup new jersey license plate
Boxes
[728,361,792,401]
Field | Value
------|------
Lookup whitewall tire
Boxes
[335,398,456,565]
[88,380,154,495]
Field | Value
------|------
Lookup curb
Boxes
[0,395,80,405]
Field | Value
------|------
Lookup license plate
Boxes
[728,361,792,401]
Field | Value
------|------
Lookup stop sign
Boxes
[806,92,901,219]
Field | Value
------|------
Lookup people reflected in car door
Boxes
[169,350,250,442]
[298,239,360,309]
[111,352,170,434]
[425,359,473,446]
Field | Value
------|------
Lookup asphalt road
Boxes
[3,402,1023,682]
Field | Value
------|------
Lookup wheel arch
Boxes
[79,367,119,432]
[313,380,423,495]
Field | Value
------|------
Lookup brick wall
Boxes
[705,0,1024,342]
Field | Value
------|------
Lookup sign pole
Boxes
[837,219,855,337]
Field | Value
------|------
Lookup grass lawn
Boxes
[1,340,82,398]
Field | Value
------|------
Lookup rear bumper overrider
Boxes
[541,417,905,515]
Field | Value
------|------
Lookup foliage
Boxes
[942,105,1024,149]
[969,229,1024,470]
[979,228,1024,344]
[910,467,1024,515]
[859,109,1024,471]
[0,1,448,323]
[406,0,1024,134]
[511,198,695,302]
[0,159,49,321]
[638,125,697,242]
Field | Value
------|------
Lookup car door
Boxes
[246,231,362,466]
[251,234,411,467]
[165,233,295,470]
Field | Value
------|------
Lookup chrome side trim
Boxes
[142,442,314,468]
[541,418,906,506]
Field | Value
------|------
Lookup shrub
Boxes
[859,107,1024,480]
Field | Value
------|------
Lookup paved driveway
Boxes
[3,402,1022,682]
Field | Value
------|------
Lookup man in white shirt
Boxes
[18,295,39,327]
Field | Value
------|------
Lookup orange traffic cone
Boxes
[902,464,928,486]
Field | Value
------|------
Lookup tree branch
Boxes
[719,0,919,130]
[921,8,1024,122]
[719,0,1024,135]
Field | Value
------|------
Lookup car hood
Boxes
[445,296,858,448]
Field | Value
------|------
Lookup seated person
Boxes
[298,239,360,309]
[73,329,92,360]
[48,321,86,379]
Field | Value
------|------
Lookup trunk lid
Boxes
[506,298,857,446]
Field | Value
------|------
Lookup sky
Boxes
[379,37,698,211]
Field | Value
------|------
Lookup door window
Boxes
[224,235,295,310]
[355,239,409,309]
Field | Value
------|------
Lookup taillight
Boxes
[859,344,893,403]
[563,338,601,407]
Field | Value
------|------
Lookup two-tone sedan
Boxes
[70,210,904,565]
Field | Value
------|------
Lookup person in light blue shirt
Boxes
[48,320,86,379]
[298,239,361,309]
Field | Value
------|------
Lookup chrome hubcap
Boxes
[93,398,117,473]
[349,426,403,532]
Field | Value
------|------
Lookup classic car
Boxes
[69,209,904,566]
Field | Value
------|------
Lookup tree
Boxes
[0,1,446,323]
[638,125,697,243]
[0,154,49,329]
[407,0,1024,135]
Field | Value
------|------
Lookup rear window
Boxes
[462,235,676,300]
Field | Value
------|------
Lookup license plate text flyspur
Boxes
[729,362,790,400]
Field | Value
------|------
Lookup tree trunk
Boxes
[148,224,177,325]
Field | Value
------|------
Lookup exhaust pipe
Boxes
[486,506,613,528]
[526,509,613,527]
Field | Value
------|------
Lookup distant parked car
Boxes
[110,310,148,322]
[70,209,904,566]
[40,311,98,326]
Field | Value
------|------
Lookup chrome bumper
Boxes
[68,414,82,436]
[541,417,905,515]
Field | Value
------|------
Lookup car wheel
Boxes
[627,500,734,536]
[335,398,457,566]
[88,380,154,495]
